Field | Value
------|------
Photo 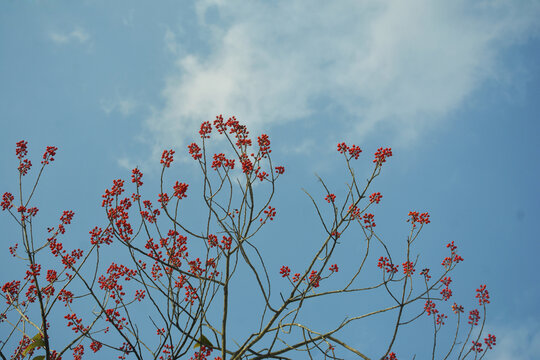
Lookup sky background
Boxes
[1,0,540,359]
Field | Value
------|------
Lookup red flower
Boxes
[60,210,75,225]
[173,182,189,199]
[199,121,212,138]
[308,270,321,288]
[337,142,348,154]
[369,192,382,204]
[420,268,431,281]
[452,303,464,314]
[260,206,276,222]
[377,257,398,274]
[407,211,430,227]
[363,213,376,228]
[402,261,415,276]
[484,334,496,350]
[257,134,271,156]
[476,284,490,305]
[468,309,480,325]
[373,147,393,164]
[1,192,14,211]
[471,341,483,353]
[131,168,143,186]
[90,341,102,353]
[188,143,202,160]
[161,149,175,168]
[41,146,58,165]
[424,300,438,316]
[348,144,362,159]
[18,159,32,176]
[16,140,28,160]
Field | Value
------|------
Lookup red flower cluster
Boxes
[440,277,452,301]
[369,192,382,204]
[280,266,291,277]
[420,268,431,281]
[348,204,361,220]
[90,341,103,353]
[104,309,128,330]
[16,140,28,160]
[213,115,252,148]
[373,147,393,164]
[436,313,448,326]
[89,226,113,247]
[188,143,202,160]
[484,334,496,350]
[402,261,415,276]
[199,121,212,139]
[476,284,490,305]
[468,309,480,325]
[65,313,89,334]
[424,300,438,316]
[471,341,483,353]
[325,194,336,203]
[1,192,14,211]
[257,134,271,157]
[377,257,398,274]
[442,241,464,269]
[131,168,143,187]
[407,211,430,227]
[260,206,276,222]
[451,303,464,314]
[308,270,321,288]
[1,280,20,304]
[212,153,235,170]
[362,213,376,228]
[337,142,362,159]
[173,182,189,199]
[161,149,175,168]
[18,159,32,176]
[41,146,58,165]
[239,153,253,174]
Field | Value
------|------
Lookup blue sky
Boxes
[1,1,540,359]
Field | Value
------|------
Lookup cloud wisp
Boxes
[145,0,540,154]
[100,97,137,117]
[49,27,90,45]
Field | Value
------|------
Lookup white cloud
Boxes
[489,322,540,360]
[49,27,90,45]
[146,0,540,153]
[164,28,178,54]
[100,98,137,117]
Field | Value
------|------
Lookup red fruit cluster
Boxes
[337,142,362,159]
[373,147,393,164]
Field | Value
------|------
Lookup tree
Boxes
[1,116,496,359]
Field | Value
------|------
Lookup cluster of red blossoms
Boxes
[373,147,393,164]
[279,264,338,289]
[337,142,363,160]
[442,241,464,269]
[163,116,286,183]
[369,192,383,204]
[407,211,430,227]
[377,257,398,274]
